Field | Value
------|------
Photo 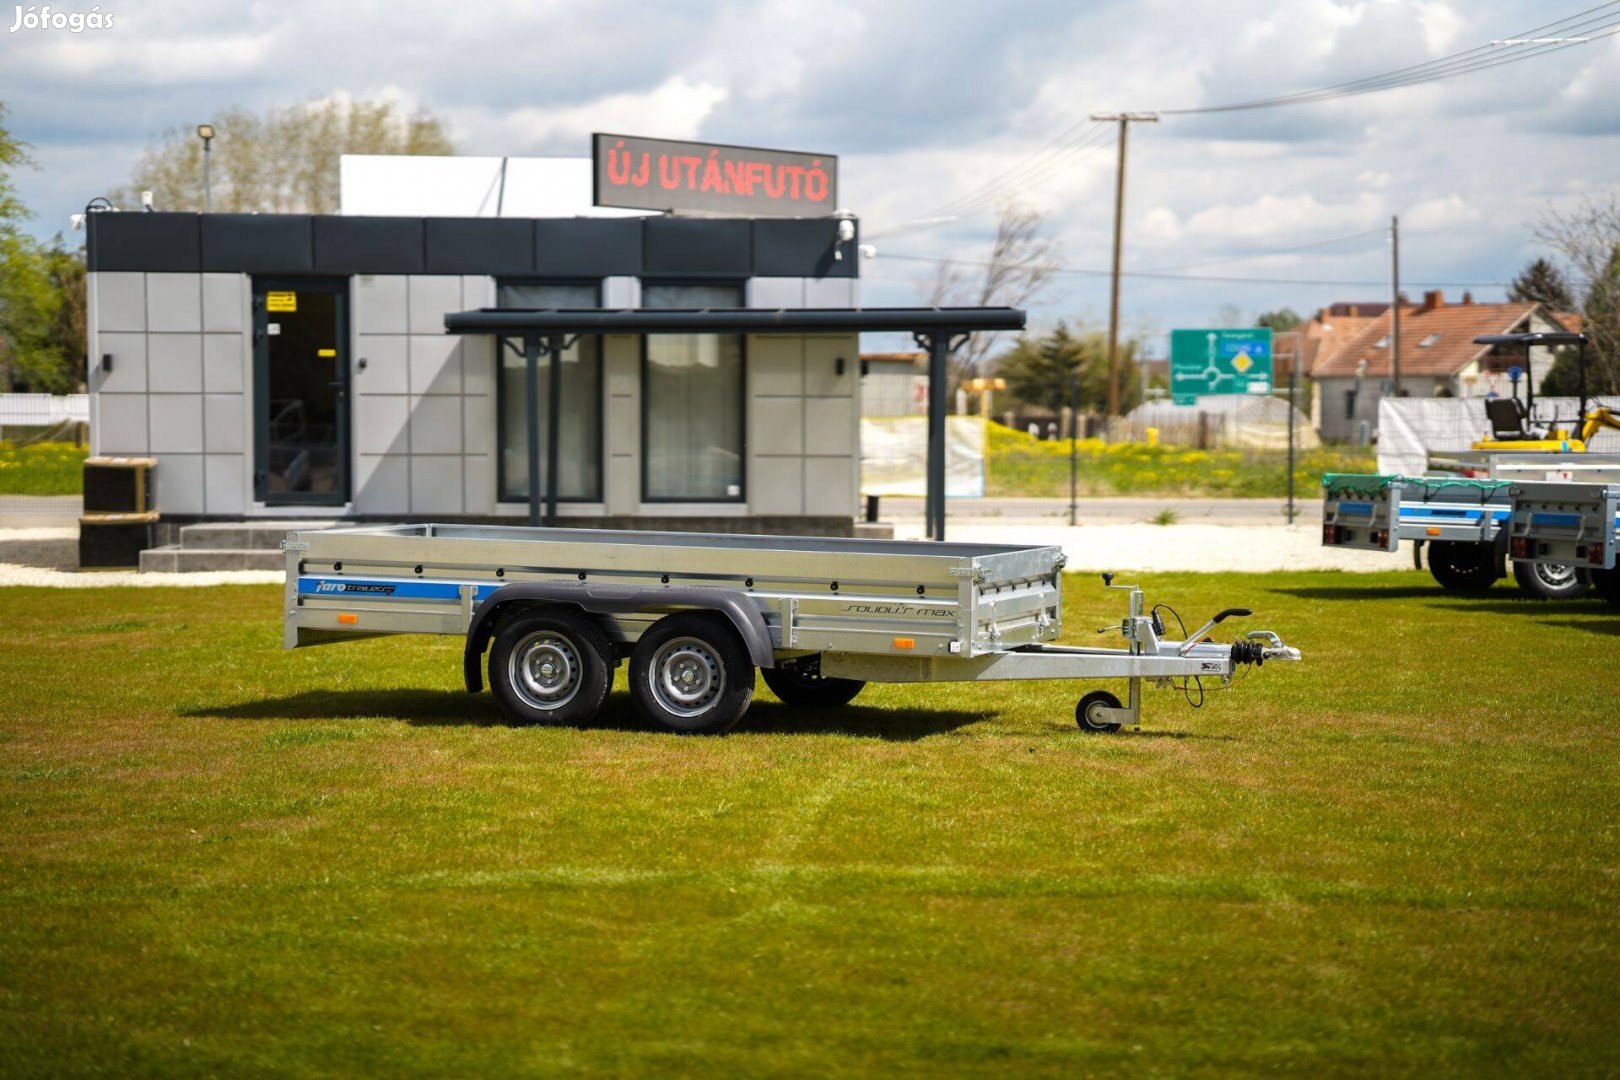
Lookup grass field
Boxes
[986,424,1376,499]
[2,572,1617,1076]
[0,441,88,496]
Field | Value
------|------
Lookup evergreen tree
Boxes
[1506,257,1575,311]
[996,322,1140,416]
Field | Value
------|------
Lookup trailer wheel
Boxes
[1076,690,1123,733]
[761,663,865,709]
[1512,558,1590,600]
[630,612,755,735]
[489,609,612,726]
[1427,541,1498,593]
[1593,568,1620,607]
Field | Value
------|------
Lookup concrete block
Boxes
[461,275,495,309]
[354,274,408,334]
[146,273,202,332]
[96,393,148,453]
[804,456,855,516]
[153,453,205,514]
[204,454,246,514]
[804,396,854,451]
[356,335,409,395]
[355,454,409,514]
[409,335,461,395]
[751,397,804,455]
[408,276,462,335]
[355,395,409,456]
[410,455,463,514]
[461,335,496,397]
[202,273,245,332]
[149,394,204,454]
[204,394,246,454]
[462,455,495,515]
[148,333,204,393]
[746,335,803,395]
[463,395,495,455]
[602,276,640,309]
[408,394,462,455]
[95,272,146,331]
[95,332,147,393]
[202,333,246,394]
[803,334,857,396]
[746,277,805,309]
[749,456,802,515]
[804,276,856,308]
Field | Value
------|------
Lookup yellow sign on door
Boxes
[266,291,297,313]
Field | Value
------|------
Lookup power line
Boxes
[1142,228,1389,273]
[1161,4,1620,114]
[873,251,1507,289]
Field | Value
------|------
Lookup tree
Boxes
[112,97,455,214]
[0,101,87,392]
[995,322,1141,416]
[1506,257,1575,311]
[924,203,1058,396]
[1534,194,1620,395]
[1257,308,1302,331]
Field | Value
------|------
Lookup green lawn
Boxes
[986,424,1376,498]
[0,441,88,496]
[2,573,1617,1076]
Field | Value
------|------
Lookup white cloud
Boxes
[1404,193,1480,230]
[1417,2,1464,55]
[449,76,728,154]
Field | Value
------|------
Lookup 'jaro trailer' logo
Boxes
[9,5,114,32]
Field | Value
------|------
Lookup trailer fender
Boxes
[463,582,776,692]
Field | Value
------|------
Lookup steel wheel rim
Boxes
[649,636,724,718]
[510,631,583,711]
[1533,561,1577,589]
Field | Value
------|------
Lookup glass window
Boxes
[497,282,603,503]
[642,283,744,501]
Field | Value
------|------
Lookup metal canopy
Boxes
[443,306,1027,539]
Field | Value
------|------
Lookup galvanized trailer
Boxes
[1506,480,1620,606]
[1320,473,1594,599]
[282,523,1300,734]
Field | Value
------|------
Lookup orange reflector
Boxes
[892,637,915,649]
[1426,527,1441,536]
[337,613,358,625]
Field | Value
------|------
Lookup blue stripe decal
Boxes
[1529,512,1581,528]
[1338,501,1373,516]
[297,577,501,601]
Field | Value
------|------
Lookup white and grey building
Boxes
[85,211,867,535]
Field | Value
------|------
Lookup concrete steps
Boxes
[139,520,338,573]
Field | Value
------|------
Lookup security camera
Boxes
[858,244,876,260]
[70,213,86,232]
[141,190,155,212]
[836,219,856,244]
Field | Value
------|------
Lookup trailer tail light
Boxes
[1592,547,1607,566]
[337,613,359,625]
[1322,524,1339,545]
[1372,529,1389,548]
[1510,536,1532,559]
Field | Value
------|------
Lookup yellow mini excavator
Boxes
[1472,331,1620,452]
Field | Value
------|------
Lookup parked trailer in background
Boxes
[1507,480,1620,607]
[282,524,1300,734]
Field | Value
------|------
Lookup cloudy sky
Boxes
[5,0,1619,344]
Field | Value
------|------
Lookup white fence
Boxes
[0,394,90,428]
[1377,396,1620,476]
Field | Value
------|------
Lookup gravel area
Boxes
[0,528,280,587]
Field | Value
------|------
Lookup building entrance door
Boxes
[252,279,349,505]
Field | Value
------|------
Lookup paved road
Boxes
[876,496,1321,525]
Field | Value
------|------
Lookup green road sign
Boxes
[1169,328,1273,405]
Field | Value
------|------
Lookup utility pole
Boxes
[1390,214,1401,399]
[1091,111,1158,425]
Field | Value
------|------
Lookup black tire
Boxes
[761,663,865,709]
[1512,558,1590,600]
[1076,690,1123,733]
[629,612,755,735]
[1593,568,1620,607]
[1428,541,1499,593]
[488,608,613,726]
